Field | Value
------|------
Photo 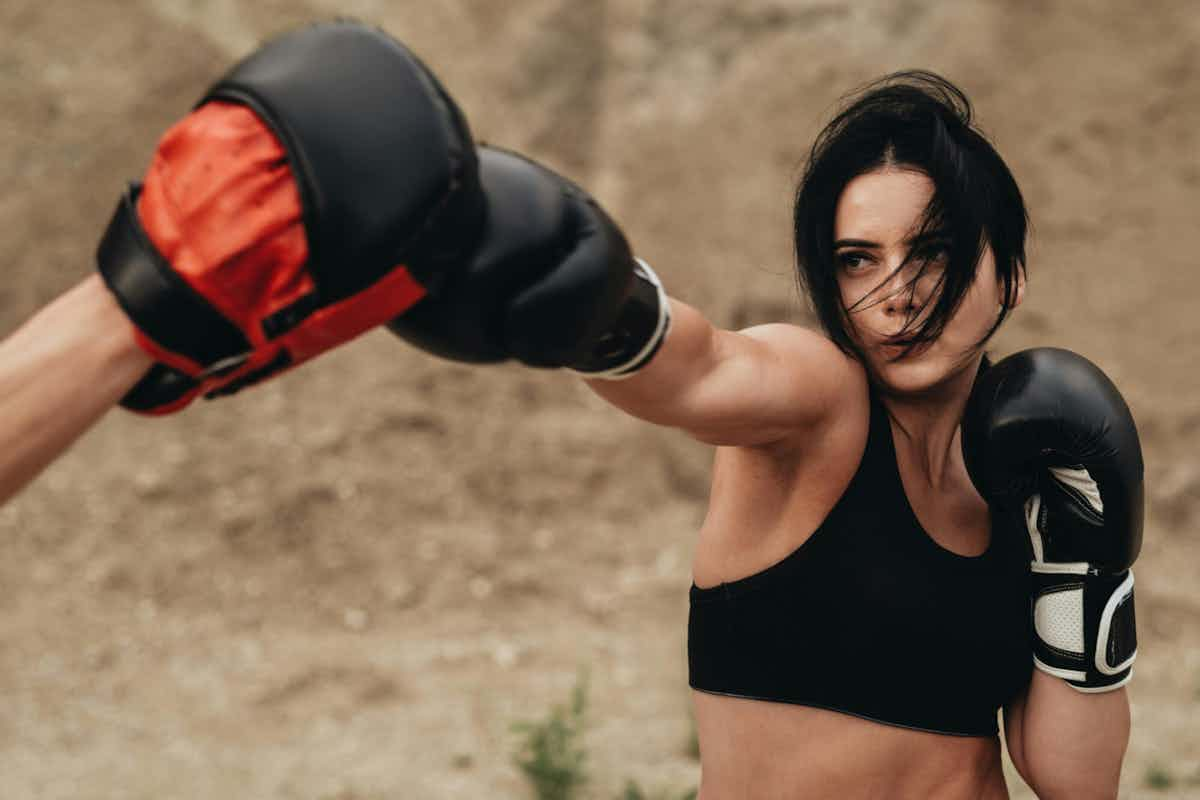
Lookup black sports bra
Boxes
[688,384,1033,736]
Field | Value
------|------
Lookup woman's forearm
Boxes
[584,297,724,426]
[1008,670,1130,799]
[0,274,152,504]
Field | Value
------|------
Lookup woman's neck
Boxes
[877,354,983,491]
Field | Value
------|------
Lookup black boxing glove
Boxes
[98,21,483,413]
[962,348,1144,692]
[387,146,670,378]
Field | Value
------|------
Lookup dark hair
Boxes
[793,70,1028,361]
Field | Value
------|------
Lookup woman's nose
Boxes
[882,267,921,316]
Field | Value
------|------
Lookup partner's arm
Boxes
[0,275,151,504]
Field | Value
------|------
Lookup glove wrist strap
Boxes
[569,259,671,380]
[1032,564,1137,693]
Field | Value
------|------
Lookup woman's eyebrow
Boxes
[834,231,951,250]
[906,229,950,244]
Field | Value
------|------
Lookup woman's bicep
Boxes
[670,319,864,446]
[587,299,863,446]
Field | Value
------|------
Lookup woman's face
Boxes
[833,167,1022,396]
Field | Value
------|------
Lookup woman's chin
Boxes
[868,349,964,397]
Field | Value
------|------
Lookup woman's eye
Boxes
[837,252,871,271]
[915,244,950,264]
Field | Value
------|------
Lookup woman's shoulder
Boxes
[738,322,863,380]
[738,323,873,458]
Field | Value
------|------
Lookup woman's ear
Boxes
[1003,265,1026,309]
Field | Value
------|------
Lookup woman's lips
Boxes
[878,340,931,359]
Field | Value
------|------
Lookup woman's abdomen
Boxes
[692,691,1009,800]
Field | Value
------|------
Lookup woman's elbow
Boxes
[1018,742,1125,800]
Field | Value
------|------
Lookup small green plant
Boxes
[512,674,590,800]
[684,717,700,761]
[1145,763,1174,790]
[616,780,698,800]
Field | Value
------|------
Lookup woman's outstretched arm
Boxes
[379,148,868,450]
[0,275,152,505]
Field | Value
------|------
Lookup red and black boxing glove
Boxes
[98,21,484,413]
[962,348,1144,692]
[388,146,671,378]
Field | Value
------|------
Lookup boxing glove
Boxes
[98,21,484,413]
[388,146,670,378]
[962,348,1144,692]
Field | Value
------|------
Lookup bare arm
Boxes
[584,297,864,447]
[1004,672,1130,799]
[0,275,152,505]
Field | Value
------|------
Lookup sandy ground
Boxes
[1,0,1198,797]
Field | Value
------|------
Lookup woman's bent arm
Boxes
[1003,671,1130,799]
[585,297,864,447]
[0,275,152,505]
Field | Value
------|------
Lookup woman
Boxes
[10,35,1133,793]
[576,72,1135,798]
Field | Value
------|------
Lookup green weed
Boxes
[684,718,700,761]
[511,675,698,800]
[616,779,698,800]
[512,674,590,800]
[1145,763,1174,790]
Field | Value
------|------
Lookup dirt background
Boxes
[1,0,1197,797]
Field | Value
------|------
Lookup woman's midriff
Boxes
[693,691,1009,800]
